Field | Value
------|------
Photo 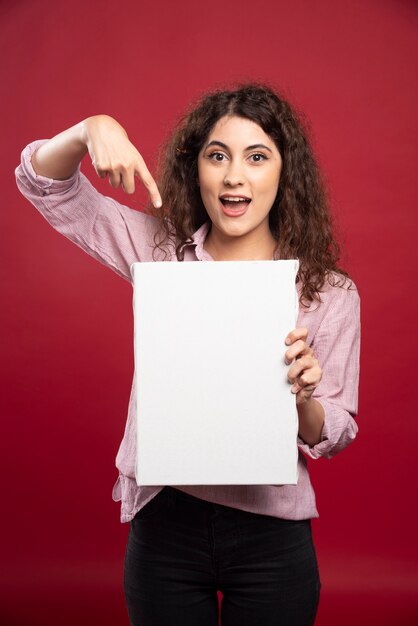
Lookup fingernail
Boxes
[154,199,162,208]
[285,338,291,345]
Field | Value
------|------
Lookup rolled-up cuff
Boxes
[19,140,80,195]
[297,398,358,460]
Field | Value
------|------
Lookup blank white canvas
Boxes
[131,260,299,486]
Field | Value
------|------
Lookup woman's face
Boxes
[197,115,282,242]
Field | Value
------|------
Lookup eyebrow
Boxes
[205,140,273,153]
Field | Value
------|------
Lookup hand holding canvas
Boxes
[285,327,325,446]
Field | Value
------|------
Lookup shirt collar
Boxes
[186,221,212,261]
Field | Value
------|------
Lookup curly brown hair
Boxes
[151,83,350,304]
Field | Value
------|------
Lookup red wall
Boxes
[2,1,417,624]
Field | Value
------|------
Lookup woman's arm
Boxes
[31,115,162,207]
[15,117,165,280]
[285,285,360,456]
[31,121,88,180]
[294,399,325,447]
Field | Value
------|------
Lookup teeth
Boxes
[222,197,249,202]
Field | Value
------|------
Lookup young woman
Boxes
[16,84,360,626]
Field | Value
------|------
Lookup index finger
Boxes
[134,155,162,208]
[285,327,308,346]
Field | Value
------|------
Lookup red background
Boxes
[1,0,417,624]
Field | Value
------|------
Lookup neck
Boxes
[204,224,277,261]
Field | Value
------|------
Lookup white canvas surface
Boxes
[131,260,299,486]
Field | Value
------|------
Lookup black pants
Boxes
[124,487,321,626]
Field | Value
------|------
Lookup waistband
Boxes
[166,487,219,509]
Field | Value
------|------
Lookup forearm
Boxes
[31,121,88,180]
[297,398,325,447]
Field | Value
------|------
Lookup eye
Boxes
[249,152,268,163]
[207,151,228,162]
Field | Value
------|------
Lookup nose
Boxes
[224,159,246,186]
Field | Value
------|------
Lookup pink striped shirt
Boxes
[16,140,360,522]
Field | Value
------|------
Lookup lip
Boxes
[220,202,249,217]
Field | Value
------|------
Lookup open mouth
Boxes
[220,195,251,215]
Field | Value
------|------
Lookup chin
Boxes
[218,223,251,238]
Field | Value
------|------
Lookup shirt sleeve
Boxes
[15,140,160,282]
[297,282,360,460]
